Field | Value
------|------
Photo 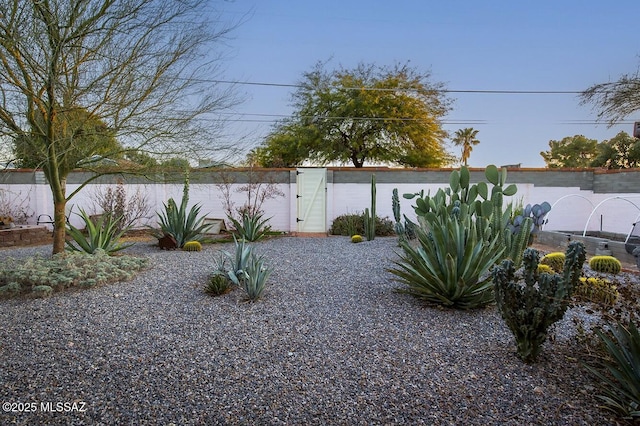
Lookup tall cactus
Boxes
[507,216,533,268]
[392,188,406,241]
[492,240,586,363]
[364,174,376,241]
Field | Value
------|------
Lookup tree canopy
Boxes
[592,131,640,169]
[13,107,121,169]
[540,135,598,168]
[451,128,480,166]
[540,132,640,169]
[251,61,453,168]
[0,0,239,253]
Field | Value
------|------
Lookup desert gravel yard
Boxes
[0,237,620,425]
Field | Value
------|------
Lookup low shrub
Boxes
[0,250,147,297]
[330,213,394,237]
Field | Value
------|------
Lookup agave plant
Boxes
[389,207,505,309]
[215,237,272,301]
[227,211,272,242]
[155,197,212,248]
[584,321,640,419]
[241,251,272,301]
[66,209,132,254]
[205,271,233,296]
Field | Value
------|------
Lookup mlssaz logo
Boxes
[40,401,88,412]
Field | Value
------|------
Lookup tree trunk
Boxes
[47,168,67,255]
[52,198,67,254]
[350,152,365,168]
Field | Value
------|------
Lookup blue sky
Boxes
[216,1,640,167]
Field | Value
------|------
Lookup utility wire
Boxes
[194,78,584,94]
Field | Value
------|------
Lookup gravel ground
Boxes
[0,236,627,425]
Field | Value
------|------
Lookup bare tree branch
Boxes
[580,68,640,126]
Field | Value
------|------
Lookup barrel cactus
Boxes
[589,255,622,275]
[182,241,203,252]
[540,252,565,273]
[574,277,619,307]
[536,264,554,275]
[492,240,586,363]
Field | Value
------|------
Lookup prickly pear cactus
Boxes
[492,240,586,363]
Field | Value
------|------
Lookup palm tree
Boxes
[452,128,480,166]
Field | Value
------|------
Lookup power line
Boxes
[195,78,584,94]
[210,111,487,123]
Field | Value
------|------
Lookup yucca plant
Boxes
[390,207,505,309]
[584,321,640,419]
[227,211,272,242]
[66,209,132,254]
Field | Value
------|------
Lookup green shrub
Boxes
[584,321,640,419]
[0,250,147,297]
[330,213,394,237]
[351,234,363,243]
[228,211,271,242]
[182,241,202,252]
[492,241,586,363]
[540,252,565,273]
[66,209,133,254]
[590,255,622,274]
[32,285,53,297]
[575,277,619,307]
[390,206,504,309]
